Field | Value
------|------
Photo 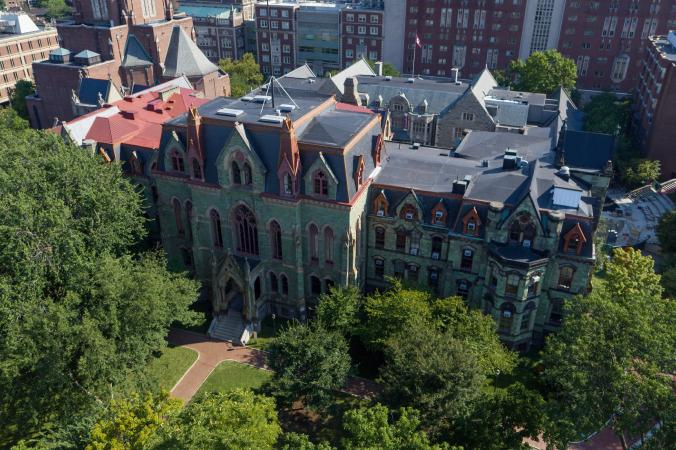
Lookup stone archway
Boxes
[212,253,250,321]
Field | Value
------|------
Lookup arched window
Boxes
[254,276,261,299]
[521,302,536,331]
[283,173,293,195]
[375,227,385,249]
[310,275,321,296]
[309,224,319,261]
[281,274,289,295]
[270,221,283,260]
[234,205,259,255]
[270,272,278,292]
[171,151,185,172]
[395,230,407,251]
[499,302,516,334]
[460,248,474,271]
[185,201,193,240]
[431,236,443,259]
[324,278,335,292]
[324,227,334,263]
[172,199,184,236]
[243,162,252,185]
[508,214,536,246]
[558,266,574,290]
[232,161,241,184]
[314,171,328,196]
[192,159,202,179]
[210,209,223,248]
[399,204,418,220]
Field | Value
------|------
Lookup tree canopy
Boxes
[218,53,264,97]
[0,110,199,445]
[541,248,675,449]
[266,322,351,410]
[9,79,34,121]
[509,50,577,94]
[583,92,631,135]
[315,286,362,338]
[366,59,401,77]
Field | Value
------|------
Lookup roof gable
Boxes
[163,26,218,78]
[121,34,153,68]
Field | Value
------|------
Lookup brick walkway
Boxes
[167,328,379,402]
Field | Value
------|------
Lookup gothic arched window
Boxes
[210,209,223,248]
[192,159,202,179]
[185,201,193,240]
[314,171,328,196]
[232,161,241,184]
[309,224,319,261]
[324,227,334,263]
[172,199,184,236]
[270,272,279,292]
[270,220,283,260]
[281,274,289,295]
[171,151,185,173]
[243,162,252,185]
[233,205,259,255]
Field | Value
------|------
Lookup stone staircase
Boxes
[208,312,251,345]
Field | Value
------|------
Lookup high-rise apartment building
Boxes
[0,12,58,104]
[297,2,343,75]
[635,32,676,178]
[255,1,299,76]
[178,2,248,62]
[340,1,384,69]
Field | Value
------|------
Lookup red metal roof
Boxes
[335,102,374,114]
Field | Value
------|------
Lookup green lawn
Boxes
[147,346,198,391]
[196,360,272,396]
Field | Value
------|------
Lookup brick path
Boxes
[167,328,379,402]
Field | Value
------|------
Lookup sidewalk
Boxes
[167,328,379,402]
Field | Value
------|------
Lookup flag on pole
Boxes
[415,34,422,48]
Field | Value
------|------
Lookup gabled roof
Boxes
[163,26,218,78]
[121,34,153,68]
[74,49,100,59]
[77,78,112,106]
[85,115,140,145]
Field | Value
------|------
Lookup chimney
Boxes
[452,179,468,195]
[374,61,383,76]
[341,77,362,106]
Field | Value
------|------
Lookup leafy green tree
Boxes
[360,281,432,350]
[266,323,350,410]
[659,265,676,297]
[0,114,199,445]
[366,59,401,77]
[450,383,545,450]
[219,53,264,97]
[583,92,631,135]
[541,249,675,450]
[316,286,362,337]
[622,158,660,188]
[85,391,181,450]
[277,432,334,450]
[41,0,70,19]
[379,323,486,436]
[153,389,281,449]
[341,403,454,450]
[509,50,577,94]
[657,210,676,254]
[9,79,34,121]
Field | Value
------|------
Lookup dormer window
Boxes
[400,205,418,221]
[373,192,389,216]
[563,223,587,255]
[432,201,447,225]
[462,207,482,235]
[313,171,328,196]
[171,151,184,172]
[467,221,476,231]
[283,173,293,195]
[508,213,536,245]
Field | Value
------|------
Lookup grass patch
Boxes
[248,315,295,350]
[196,360,272,396]
[147,346,198,391]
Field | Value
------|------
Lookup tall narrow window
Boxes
[172,199,184,237]
[396,231,406,251]
[521,302,535,331]
[281,274,289,295]
[270,272,279,292]
[254,276,261,299]
[310,275,321,296]
[192,159,202,179]
[185,201,193,240]
[374,258,384,279]
[210,209,223,248]
[499,303,515,334]
[558,266,574,290]
[505,274,520,295]
[309,224,319,261]
[283,173,293,194]
[431,236,443,259]
[270,221,283,260]
[171,151,185,173]
[549,300,564,325]
[375,227,385,249]
[324,227,334,263]
[324,278,335,292]
[243,162,252,185]
[314,171,328,195]
[232,161,241,184]
[234,205,259,255]
[460,248,473,271]
[409,232,420,255]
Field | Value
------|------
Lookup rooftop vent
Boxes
[385,75,392,81]
[503,148,519,170]
[253,95,272,103]
[406,77,415,83]
[241,96,254,102]
[279,103,296,112]
[259,114,285,124]
[216,108,244,117]
[559,165,571,181]
[411,142,420,150]
[481,159,489,167]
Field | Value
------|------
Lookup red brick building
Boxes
[635,32,676,179]
[255,1,299,77]
[558,0,675,92]
[25,0,229,128]
[340,2,384,67]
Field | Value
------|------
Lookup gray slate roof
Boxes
[121,34,153,67]
[163,26,218,78]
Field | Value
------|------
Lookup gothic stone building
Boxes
[136,70,610,350]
